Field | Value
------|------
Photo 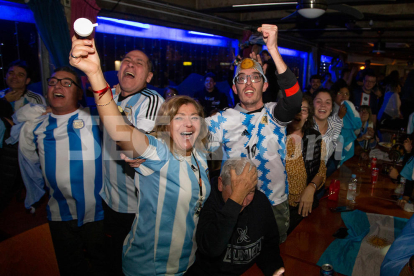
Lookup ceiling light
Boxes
[298,8,325,18]
[372,42,385,54]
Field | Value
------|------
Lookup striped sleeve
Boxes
[26,91,46,106]
[134,89,164,132]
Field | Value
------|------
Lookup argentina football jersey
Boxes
[101,88,164,213]
[122,135,210,276]
[33,107,103,226]
[206,102,288,206]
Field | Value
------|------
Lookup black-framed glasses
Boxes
[47,77,81,88]
[301,107,309,114]
[235,73,262,84]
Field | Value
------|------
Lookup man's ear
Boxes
[232,84,238,95]
[218,176,224,192]
[146,72,154,83]
[262,82,269,93]
[25,78,31,86]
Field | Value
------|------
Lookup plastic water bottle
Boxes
[347,174,357,201]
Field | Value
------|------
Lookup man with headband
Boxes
[206,24,302,243]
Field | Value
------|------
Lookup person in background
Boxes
[352,73,379,123]
[389,137,413,209]
[194,72,229,117]
[0,60,46,111]
[323,72,334,90]
[186,159,285,276]
[401,70,414,126]
[304,75,323,99]
[355,105,377,152]
[17,66,106,276]
[331,82,362,165]
[356,59,375,82]
[260,49,280,103]
[164,86,179,100]
[313,89,344,177]
[378,81,405,130]
[286,95,326,234]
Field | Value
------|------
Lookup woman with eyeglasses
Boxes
[331,81,362,166]
[286,95,326,234]
[70,37,211,276]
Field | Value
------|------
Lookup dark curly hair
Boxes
[287,94,314,135]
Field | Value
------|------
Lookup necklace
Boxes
[192,151,204,216]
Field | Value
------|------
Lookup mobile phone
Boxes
[330,206,354,212]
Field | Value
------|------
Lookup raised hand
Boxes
[257,24,278,51]
[69,36,101,77]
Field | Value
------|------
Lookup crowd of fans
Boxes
[0,23,413,276]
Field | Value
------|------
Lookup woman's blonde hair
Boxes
[150,95,208,154]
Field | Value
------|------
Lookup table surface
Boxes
[279,155,413,275]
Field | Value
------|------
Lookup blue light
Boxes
[95,17,237,48]
[188,31,218,37]
[97,16,149,29]
[321,55,333,63]
[262,45,303,57]
[0,0,35,23]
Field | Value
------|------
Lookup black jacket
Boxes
[302,128,323,185]
[194,87,229,117]
[185,177,283,276]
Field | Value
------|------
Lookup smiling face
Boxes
[359,108,370,123]
[313,92,333,121]
[169,103,201,156]
[363,75,376,92]
[232,68,268,111]
[117,50,153,95]
[204,77,216,93]
[6,66,30,92]
[47,71,82,115]
[335,87,350,105]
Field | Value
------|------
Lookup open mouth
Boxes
[125,72,135,78]
[181,132,193,139]
[53,93,65,98]
[318,109,327,114]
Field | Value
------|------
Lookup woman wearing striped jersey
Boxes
[312,89,344,177]
[70,37,210,275]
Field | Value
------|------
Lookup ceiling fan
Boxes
[232,0,393,20]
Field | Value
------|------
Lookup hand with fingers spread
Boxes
[229,163,258,205]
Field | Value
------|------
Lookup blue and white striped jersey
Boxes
[101,88,164,213]
[207,102,288,206]
[33,107,103,226]
[122,135,210,276]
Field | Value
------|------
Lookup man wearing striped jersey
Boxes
[19,66,106,275]
[206,24,302,243]
[0,60,46,111]
[101,50,164,276]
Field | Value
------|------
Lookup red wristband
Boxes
[93,83,110,100]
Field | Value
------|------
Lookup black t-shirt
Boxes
[194,87,229,117]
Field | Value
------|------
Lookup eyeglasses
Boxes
[301,107,309,114]
[47,77,81,88]
[235,73,262,84]
[338,92,350,97]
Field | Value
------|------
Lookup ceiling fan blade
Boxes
[232,2,297,8]
[281,10,298,20]
[329,4,363,20]
[327,0,395,4]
